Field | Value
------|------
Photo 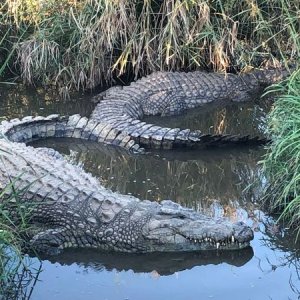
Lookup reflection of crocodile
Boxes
[43,247,254,275]
[30,137,262,205]
[91,68,292,150]
[0,115,253,254]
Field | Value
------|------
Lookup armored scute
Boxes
[0,67,294,254]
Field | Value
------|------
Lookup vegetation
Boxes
[0,177,41,299]
[262,69,300,228]
[0,0,298,297]
[0,0,298,96]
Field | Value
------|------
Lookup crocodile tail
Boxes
[0,115,268,153]
[129,123,268,149]
[0,114,144,153]
[186,133,269,148]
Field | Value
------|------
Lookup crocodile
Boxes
[90,67,293,150]
[0,67,294,254]
[0,115,253,254]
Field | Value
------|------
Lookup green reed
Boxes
[261,68,300,228]
[0,0,298,94]
[0,175,41,299]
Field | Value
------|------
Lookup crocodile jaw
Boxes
[142,206,253,252]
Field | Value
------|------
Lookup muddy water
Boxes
[1,84,300,300]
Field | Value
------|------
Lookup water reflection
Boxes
[260,215,300,272]
[0,249,42,300]
[40,248,254,276]
[30,138,264,222]
[144,99,271,138]
[0,84,94,119]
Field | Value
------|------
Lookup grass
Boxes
[0,0,298,95]
[261,68,300,229]
[0,175,41,299]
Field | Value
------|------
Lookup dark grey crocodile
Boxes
[90,68,292,150]
[1,67,294,254]
[0,115,253,254]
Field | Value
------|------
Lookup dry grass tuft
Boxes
[0,0,298,92]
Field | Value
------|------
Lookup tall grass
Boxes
[0,176,41,299]
[0,0,298,94]
[261,68,300,228]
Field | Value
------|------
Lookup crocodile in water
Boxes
[90,68,292,150]
[0,115,253,254]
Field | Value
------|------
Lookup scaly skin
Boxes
[1,67,295,254]
[90,68,293,150]
[0,115,253,254]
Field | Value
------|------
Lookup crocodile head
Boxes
[141,200,253,252]
[253,65,296,85]
[28,198,253,255]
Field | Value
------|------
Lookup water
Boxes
[0,84,94,118]
[1,84,300,300]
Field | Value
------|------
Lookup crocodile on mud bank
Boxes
[0,67,295,254]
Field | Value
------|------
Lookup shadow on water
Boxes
[39,247,254,276]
